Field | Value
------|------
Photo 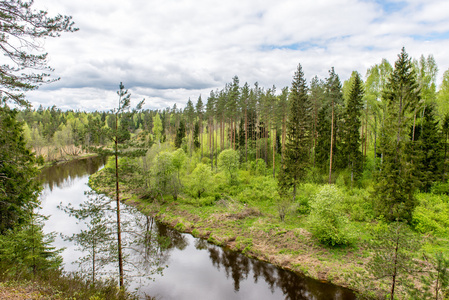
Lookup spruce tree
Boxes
[0,106,40,233]
[175,120,186,149]
[342,72,364,185]
[326,68,344,183]
[315,105,331,175]
[413,104,444,192]
[278,63,312,200]
[373,48,420,222]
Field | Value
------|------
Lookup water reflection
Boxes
[39,156,107,191]
[40,156,356,300]
[200,242,356,300]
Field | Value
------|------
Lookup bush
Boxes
[308,185,351,247]
[431,182,449,195]
[341,188,374,222]
[295,183,320,214]
[250,158,267,176]
[412,193,449,236]
[217,149,240,184]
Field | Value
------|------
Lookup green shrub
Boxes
[413,193,449,236]
[198,196,215,207]
[341,188,374,222]
[431,182,449,195]
[308,185,351,247]
[201,156,211,165]
[251,158,267,176]
[295,183,320,214]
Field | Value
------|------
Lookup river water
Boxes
[38,156,357,300]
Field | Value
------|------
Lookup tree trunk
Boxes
[390,234,400,300]
[115,114,124,289]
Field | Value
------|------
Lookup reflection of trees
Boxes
[59,189,176,290]
[205,244,356,299]
[39,156,107,191]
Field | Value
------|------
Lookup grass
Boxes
[0,270,130,300]
[89,161,449,299]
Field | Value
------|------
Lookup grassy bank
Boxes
[88,166,400,299]
[87,149,449,299]
[0,271,125,300]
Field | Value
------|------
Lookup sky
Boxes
[23,0,449,111]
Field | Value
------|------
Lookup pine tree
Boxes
[342,72,364,185]
[195,95,204,157]
[206,91,216,169]
[278,63,312,200]
[373,48,420,222]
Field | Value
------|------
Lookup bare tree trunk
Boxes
[390,235,400,300]
[115,114,124,289]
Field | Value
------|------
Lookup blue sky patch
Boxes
[374,0,407,14]
[412,31,449,41]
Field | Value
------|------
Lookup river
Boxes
[38,156,357,300]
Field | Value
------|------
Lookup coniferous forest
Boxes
[6,48,449,298]
[2,1,449,299]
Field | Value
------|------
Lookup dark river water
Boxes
[38,156,357,300]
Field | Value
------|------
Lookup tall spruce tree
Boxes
[342,72,364,185]
[413,103,444,192]
[373,48,420,222]
[278,63,312,200]
[326,68,344,183]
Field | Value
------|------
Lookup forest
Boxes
[3,0,449,299]
[5,47,449,298]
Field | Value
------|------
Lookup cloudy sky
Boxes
[25,0,449,111]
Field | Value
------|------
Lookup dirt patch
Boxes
[0,282,60,300]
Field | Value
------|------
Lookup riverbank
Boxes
[40,152,99,169]
[89,168,384,299]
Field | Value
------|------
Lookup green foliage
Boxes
[250,158,267,176]
[342,71,364,185]
[152,113,163,143]
[373,48,420,223]
[279,63,312,198]
[152,151,176,198]
[59,192,116,284]
[0,107,40,233]
[217,149,240,184]
[341,188,374,222]
[413,103,445,192]
[188,163,212,198]
[295,183,320,215]
[0,215,62,277]
[367,221,421,299]
[431,181,449,195]
[175,120,186,149]
[412,193,449,236]
[308,185,351,246]
[0,1,77,107]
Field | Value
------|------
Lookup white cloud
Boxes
[22,0,449,111]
